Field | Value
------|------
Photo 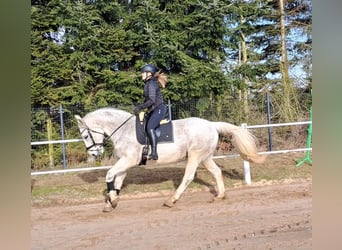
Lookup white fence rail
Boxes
[31,138,83,145]
[31,121,312,184]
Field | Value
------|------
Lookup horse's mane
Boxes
[83,107,132,123]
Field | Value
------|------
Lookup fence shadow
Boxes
[221,168,244,180]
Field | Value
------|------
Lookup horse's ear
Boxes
[75,115,86,128]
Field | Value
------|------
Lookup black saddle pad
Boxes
[135,118,174,145]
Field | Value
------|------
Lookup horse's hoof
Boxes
[211,195,225,202]
[103,201,113,212]
[163,198,175,208]
[108,191,119,209]
[163,202,173,208]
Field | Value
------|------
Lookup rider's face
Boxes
[141,72,151,80]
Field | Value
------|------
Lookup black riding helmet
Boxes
[141,64,157,75]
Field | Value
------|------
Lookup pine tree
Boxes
[31,0,311,120]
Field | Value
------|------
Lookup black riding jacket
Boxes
[140,77,164,112]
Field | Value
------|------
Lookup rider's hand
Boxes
[134,105,142,116]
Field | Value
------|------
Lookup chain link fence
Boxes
[31,95,310,170]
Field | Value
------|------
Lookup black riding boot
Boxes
[147,129,158,160]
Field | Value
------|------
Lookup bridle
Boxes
[81,115,134,151]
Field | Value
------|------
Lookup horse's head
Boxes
[75,115,105,157]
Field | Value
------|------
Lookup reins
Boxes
[103,115,134,142]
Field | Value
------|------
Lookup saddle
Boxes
[135,111,174,165]
[135,112,174,144]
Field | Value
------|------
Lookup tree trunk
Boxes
[240,37,249,117]
[279,0,299,121]
[240,15,249,118]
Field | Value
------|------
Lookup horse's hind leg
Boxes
[164,155,201,207]
[202,157,225,200]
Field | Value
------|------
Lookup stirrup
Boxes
[148,153,158,160]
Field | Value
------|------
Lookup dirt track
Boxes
[31,179,311,249]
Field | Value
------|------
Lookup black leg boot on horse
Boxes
[147,128,158,160]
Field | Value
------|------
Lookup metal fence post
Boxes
[168,99,172,120]
[266,91,273,151]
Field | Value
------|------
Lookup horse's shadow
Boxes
[77,163,244,197]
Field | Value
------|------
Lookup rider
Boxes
[134,64,167,160]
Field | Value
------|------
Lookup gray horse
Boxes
[75,107,266,212]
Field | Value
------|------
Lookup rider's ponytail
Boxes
[154,71,167,88]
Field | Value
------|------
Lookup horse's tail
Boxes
[213,122,267,164]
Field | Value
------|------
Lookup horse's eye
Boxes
[84,135,89,140]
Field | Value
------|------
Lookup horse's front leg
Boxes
[103,158,135,212]
[103,171,127,212]
[113,171,128,195]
